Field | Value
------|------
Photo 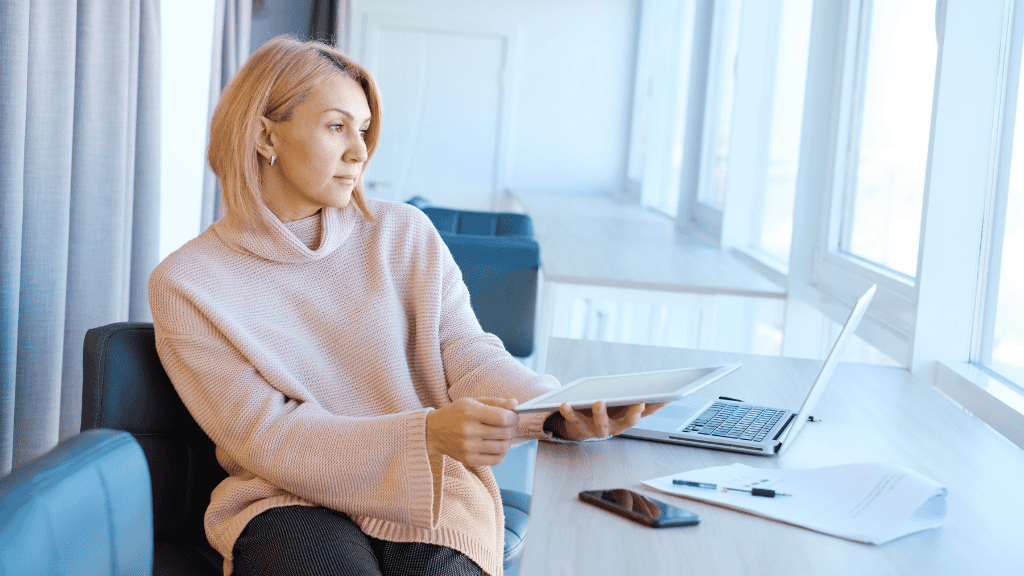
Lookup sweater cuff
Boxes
[516,409,553,441]
[406,408,437,528]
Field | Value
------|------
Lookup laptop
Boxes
[620,284,876,457]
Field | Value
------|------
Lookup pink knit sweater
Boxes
[148,199,559,576]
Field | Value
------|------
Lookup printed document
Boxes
[642,462,946,544]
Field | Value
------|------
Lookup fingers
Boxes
[571,402,649,440]
[559,401,607,439]
[592,401,611,438]
[608,403,645,434]
[476,397,519,411]
[523,400,656,443]
[473,397,520,428]
[592,401,646,437]
[559,402,589,435]
[427,398,520,466]
[641,401,670,417]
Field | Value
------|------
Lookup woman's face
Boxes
[260,74,372,222]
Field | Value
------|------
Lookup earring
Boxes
[270,155,276,166]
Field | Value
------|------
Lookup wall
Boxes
[350,0,640,197]
[245,0,640,197]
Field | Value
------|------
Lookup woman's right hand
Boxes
[425,397,519,466]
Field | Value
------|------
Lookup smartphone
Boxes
[578,489,700,528]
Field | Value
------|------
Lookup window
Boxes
[692,0,806,251]
[696,0,743,209]
[631,0,699,218]
[839,0,938,278]
[989,179,1024,385]
[749,0,814,265]
[160,0,217,259]
[980,11,1024,389]
[792,0,943,365]
[925,0,1024,446]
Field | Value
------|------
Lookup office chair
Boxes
[82,322,531,575]
[408,198,542,358]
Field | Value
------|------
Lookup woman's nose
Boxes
[344,134,368,163]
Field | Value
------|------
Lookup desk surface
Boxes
[520,338,1024,575]
[516,191,785,297]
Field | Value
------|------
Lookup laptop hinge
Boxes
[773,413,796,441]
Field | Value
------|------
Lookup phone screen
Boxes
[579,489,700,528]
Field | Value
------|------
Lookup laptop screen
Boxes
[777,284,877,454]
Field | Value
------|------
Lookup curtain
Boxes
[199,0,251,229]
[310,0,351,54]
[0,0,160,475]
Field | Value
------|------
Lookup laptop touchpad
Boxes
[638,396,709,432]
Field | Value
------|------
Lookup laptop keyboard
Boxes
[681,402,785,443]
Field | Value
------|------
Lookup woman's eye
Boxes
[330,124,344,132]
[359,129,368,140]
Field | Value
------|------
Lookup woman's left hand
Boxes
[547,400,668,441]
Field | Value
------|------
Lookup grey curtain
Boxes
[200,0,251,229]
[0,0,160,474]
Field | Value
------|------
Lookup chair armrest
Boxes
[500,489,531,563]
[0,429,153,576]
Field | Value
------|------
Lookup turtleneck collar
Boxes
[212,202,360,264]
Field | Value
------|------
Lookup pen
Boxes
[672,479,717,489]
[723,487,791,497]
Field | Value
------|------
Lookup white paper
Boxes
[642,462,947,544]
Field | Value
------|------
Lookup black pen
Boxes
[723,487,791,497]
[672,479,716,490]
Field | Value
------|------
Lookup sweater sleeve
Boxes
[428,228,559,440]
[149,279,439,530]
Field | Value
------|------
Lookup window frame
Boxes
[734,0,816,275]
[974,0,1024,378]
[630,0,700,218]
[793,0,1024,445]
[808,0,926,362]
[687,0,745,241]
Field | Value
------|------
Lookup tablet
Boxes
[514,363,742,413]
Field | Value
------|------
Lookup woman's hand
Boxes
[546,401,668,442]
[425,397,520,466]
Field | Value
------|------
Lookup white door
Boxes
[361,20,508,211]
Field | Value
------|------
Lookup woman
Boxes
[149,36,661,576]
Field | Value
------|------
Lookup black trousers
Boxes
[231,505,483,576]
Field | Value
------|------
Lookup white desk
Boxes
[520,338,1024,575]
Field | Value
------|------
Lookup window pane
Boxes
[752,0,813,263]
[990,81,1024,385]
[991,186,1024,384]
[842,0,937,276]
[699,0,742,207]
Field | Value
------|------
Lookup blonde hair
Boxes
[208,35,382,228]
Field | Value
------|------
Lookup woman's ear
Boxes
[255,116,276,164]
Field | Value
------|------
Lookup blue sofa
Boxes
[0,428,153,575]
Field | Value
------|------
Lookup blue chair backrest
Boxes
[421,207,541,357]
